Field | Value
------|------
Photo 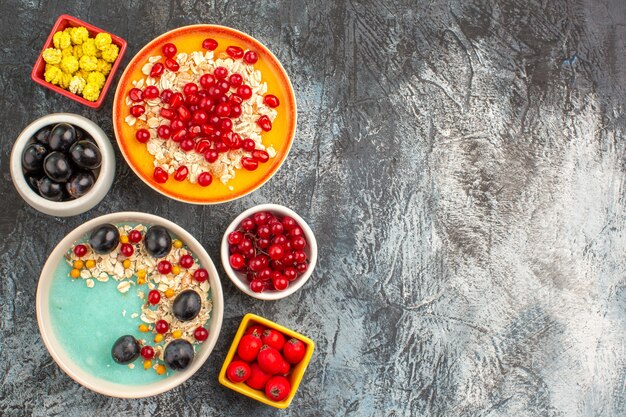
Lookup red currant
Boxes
[200,73,215,88]
[242,138,256,151]
[229,73,243,87]
[183,82,198,96]
[282,216,297,230]
[250,279,264,293]
[230,103,242,118]
[270,222,284,236]
[291,236,306,250]
[237,85,252,99]
[202,38,218,50]
[157,260,172,274]
[128,230,142,243]
[241,218,255,231]
[141,345,155,359]
[205,150,219,163]
[194,327,209,342]
[162,43,177,57]
[258,268,272,281]
[180,138,195,152]
[294,250,307,263]
[228,231,244,245]
[296,262,308,274]
[148,289,161,305]
[216,103,231,117]
[214,66,228,79]
[257,238,271,249]
[268,244,284,260]
[120,243,134,257]
[73,244,88,257]
[155,320,169,334]
[160,88,173,103]
[157,125,171,139]
[257,225,271,238]
[273,275,289,291]
[284,267,297,281]
[230,253,245,270]
[194,268,208,282]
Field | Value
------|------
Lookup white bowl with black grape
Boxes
[10,113,115,217]
[36,211,224,398]
[221,204,318,301]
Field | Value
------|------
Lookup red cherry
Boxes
[150,63,164,77]
[73,244,88,257]
[148,289,161,305]
[237,85,252,99]
[202,38,218,50]
[174,255,192,270]
[257,115,272,131]
[155,320,169,334]
[153,167,168,183]
[143,85,159,99]
[243,50,258,64]
[120,243,134,257]
[136,129,150,143]
[194,268,208,282]
[241,157,258,171]
[174,165,189,181]
[214,66,228,79]
[130,105,145,117]
[198,172,213,187]
[128,88,143,102]
[157,260,172,274]
[128,230,142,243]
[230,253,245,270]
[226,45,244,59]
[194,327,209,342]
[141,345,155,359]
[263,94,280,108]
[165,57,179,71]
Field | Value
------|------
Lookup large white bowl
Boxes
[221,204,317,301]
[10,113,115,217]
[36,212,224,398]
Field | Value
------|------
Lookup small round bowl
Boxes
[10,113,115,217]
[221,204,317,300]
[37,211,224,398]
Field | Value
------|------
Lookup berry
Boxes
[194,327,209,342]
[73,244,88,257]
[226,45,244,59]
[157,125,171,139]
[272,274,289,290]
[237,85,252,99]
[202,38,218,50]
[228,231,244,245]
[194,268,208,282]
[155,320,169,334]
[264,94,280,108]
[229,73,243,87]
[284,267,297,281]
[162,43,177,58]
[291,236,306,250]
[174,165,189,181]
[253,149,269,163]
[157,260,172,274]
[230,253,245,270]
[136,128,150,143]
[268,244,284,260]
[179,254,194,269]
[214,66,228,79]
[161,88,174,103]
[128,88,143,102]
[257,115,272,131]
[130,105,145,117]
[241,218,255,231]
[120,243,134,257]
[183,82,198,96]
[241,157,258,171]
[250,279,264,293]
[165,57,179,71]
[243,50,258,64]
[141,345,155,360]
[148,290,161,305]
[198,172,213,186]
[200,73,215,88]
[150,63,164,77]
[143,85,159,99]
[242,138,255,151]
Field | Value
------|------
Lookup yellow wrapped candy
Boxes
[79,55,98,71]
[94,32,112,50]
[101,44,119,63]
[87,71,105,89]
[82,83,100,102]
[53,31,71,49]
[69,76,86,94]
[73,44,84,59]
[60,55,79,74]
[59,72,72,89]
[82,39,98,57]
[96,59,112,76]
[44,64,63,85]
[42,48,62,65]
[70,26,89,45]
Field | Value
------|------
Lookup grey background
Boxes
[0,0,624,416]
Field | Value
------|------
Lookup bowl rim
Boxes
[220,204,317,300]
[30,13,128,109]
[9,113,116,217]
[36,211,224,398]
[218,313,315,408]
[112,24,297,204]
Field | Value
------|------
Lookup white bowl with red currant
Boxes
[221,204,317,300]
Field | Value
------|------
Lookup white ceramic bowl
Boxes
[36,212,224,398]
[221,204,318,301]
[10,113,115,217]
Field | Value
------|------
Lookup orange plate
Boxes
[112,25,296,204]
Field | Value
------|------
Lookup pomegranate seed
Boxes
[170,119,184,131]
[204,150,219,163]
[120,243,134,257]
[229,73,243,87]
[199,97,212,110]
[230,253,245,270]
[194,268,208,282]
[250,279,264,293]
[177,106,191,122]
[128,230,142,243]
[230,94,243,104]
[179,254,194,269]
[198,172,212,186]
[208,114,221,126]
[230,103,242,118]
[141,345,155,360]
[284,267,297,281]
[237,85,252,99]
[220,118,233,131]
[130,105,145,117]
[136,129,150,143]
[231,133,243,149]
[148,290,161,305]
[264,94,280,108]
[155,320,169,334]
[217,80,230,94]
[150,63,164,77]
[268,244,284,260]
[171,129,187,143]
[226,45,244,59]
[252,149,269,163]
[153,167,168,183]
[143,85,159,100]
[174,166,189,181]
[214,66,228,79]
[242,157,258,171]
[192,110,208,125]
[160,108,176,120]
[214,141,227,153]
[194,327,209,342]
[157,125,172,139]
[200,73,215,88]
[128,88,143,102]
[170,92,184,109]
[216,103,231,117]
[195,139,211,154]
[180,138,195,152]
[160,88,173,103]
[243,50,258,64]
[202,38,218,50]
[228,231,243,245]
[257,115,272,131]
[157,260,172,274]
[162,43,177,58]
[183,82,198,96]
[242,139,255,151]
[165,57,180,71]
[273,275,289,290]
[73,244,88,257]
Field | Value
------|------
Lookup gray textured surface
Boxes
[0,0,625,416]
